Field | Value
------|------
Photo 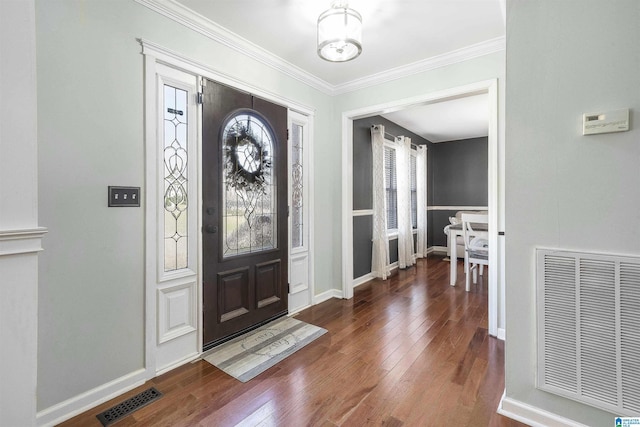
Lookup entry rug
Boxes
[204,316,327,382]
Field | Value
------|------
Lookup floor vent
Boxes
[96,387,163,426]
[537,249,640,416]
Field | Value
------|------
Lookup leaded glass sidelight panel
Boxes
[291,123,304,249]
[163,85,189,271]
[222,111,277,257]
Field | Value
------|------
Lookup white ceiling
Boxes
[383,93,489,142]
[171,0,504,141]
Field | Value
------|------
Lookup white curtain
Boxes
[396,136,415,268]
[416,145,427,258]
[371,125,390,279]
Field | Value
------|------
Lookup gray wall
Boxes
[506,1,640,425]
[429,137,488,247]
[352,116,432,278]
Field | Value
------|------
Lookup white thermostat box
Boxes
[582,108,629,135]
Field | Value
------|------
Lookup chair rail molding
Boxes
[0,228,48,257]
[427,206,489,211]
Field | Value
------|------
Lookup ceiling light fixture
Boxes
[317,0,362,62]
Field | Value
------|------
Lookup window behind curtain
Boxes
[384,146,397,230]
[410,152,417,229]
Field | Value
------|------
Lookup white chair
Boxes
[461,213,489,292]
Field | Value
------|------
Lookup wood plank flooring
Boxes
[59,255,525,427]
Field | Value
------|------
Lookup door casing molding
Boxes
[341,79,501,337]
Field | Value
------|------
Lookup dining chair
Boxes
[461,213,489,292]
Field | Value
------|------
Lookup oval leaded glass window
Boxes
[221,110,277,257]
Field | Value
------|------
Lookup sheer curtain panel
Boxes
[396,136,415,268]
[416,145,427,258]
[371,125,390,279]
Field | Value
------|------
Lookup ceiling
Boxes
[382,93,489,143]
[171,0,505,141]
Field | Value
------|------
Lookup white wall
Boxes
[35,0,335,413]
[504,1,640,425]
[0,1,41,425]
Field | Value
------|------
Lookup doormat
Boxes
[204,316,327,382]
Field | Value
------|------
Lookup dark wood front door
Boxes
[202,80,288,350]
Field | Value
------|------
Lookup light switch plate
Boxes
[108,186,140,207]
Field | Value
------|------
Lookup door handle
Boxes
[204,225,218,234]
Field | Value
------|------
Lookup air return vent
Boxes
[96,387,163,426]
[537,249,640,415]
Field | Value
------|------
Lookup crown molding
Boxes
[134,0,505,96]
[134,0,334,94]
[332,37,505,95]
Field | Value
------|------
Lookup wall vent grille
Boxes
[537,249,640,415]
[96,387,163,426]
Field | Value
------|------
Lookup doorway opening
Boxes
[341,79,500,337]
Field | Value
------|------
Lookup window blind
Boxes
[384,146,397,230]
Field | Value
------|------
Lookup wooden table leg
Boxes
[450,231,457,286]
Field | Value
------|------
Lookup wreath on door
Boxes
[223,112,273,194]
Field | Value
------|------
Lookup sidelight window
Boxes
[291,123,304,249]
[163,85,189,272]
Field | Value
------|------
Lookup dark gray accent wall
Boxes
[353,215,373,279]
[428,136,488,247]
[431,137,488,206]
[352,116,432,279]
[431,210,457,247]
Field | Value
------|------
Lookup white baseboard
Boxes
[498,392,589,427]
[288,304,312,316]
[313,288,343,304]
[155,352,200,376]
[353,273,374,288]
[36,368,147,427]
[430,245,448,254]
[497,328,505,340]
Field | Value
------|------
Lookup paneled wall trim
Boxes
[157,282,197,344]
[0,228,48,256]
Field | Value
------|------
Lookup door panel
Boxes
[216,267,250,322]
[202,80,288,349]
[255,259,282,308]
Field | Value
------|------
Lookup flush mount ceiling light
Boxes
[317,0,363,62]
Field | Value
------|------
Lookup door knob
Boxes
[204,225,217,234]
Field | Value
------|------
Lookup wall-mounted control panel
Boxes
[108,186,140,207]
[582,108,629,135]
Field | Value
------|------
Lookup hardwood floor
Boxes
[59,255,525,427]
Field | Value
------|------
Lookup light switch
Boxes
[108,186,140,207]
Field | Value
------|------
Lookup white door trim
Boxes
[341,79,500,337]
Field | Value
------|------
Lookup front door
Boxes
[202,80,288,350]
